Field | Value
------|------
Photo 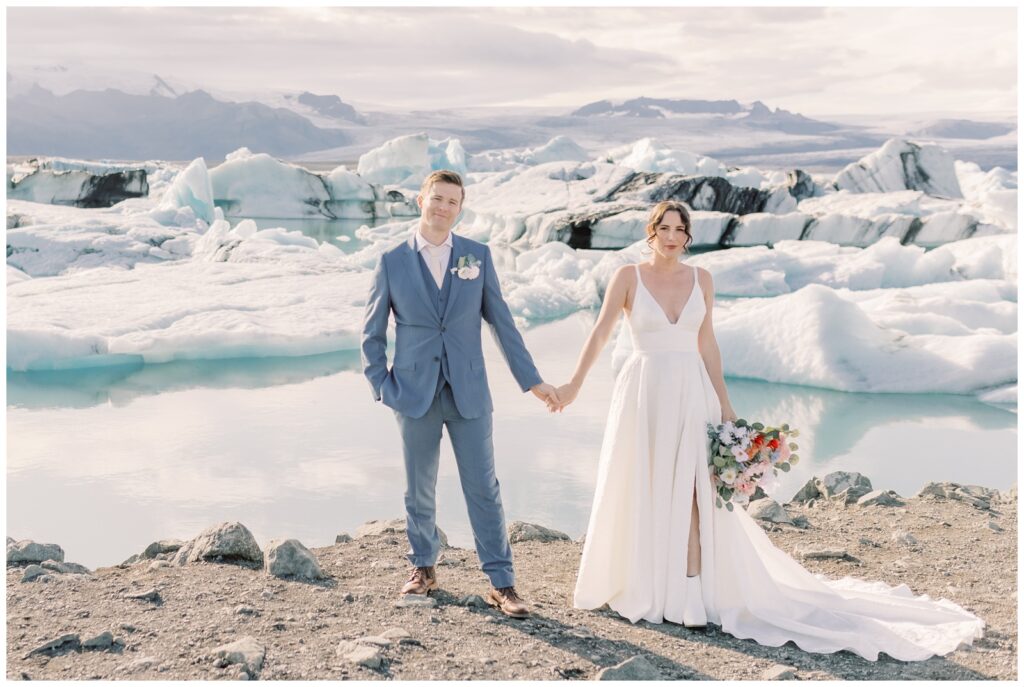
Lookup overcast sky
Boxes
[6,5,1017,116]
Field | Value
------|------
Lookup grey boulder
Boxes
[173,522,263,566]
[597,655,662,680]
[857,489,905,507]
[264,539,326,580]
[746,498,793,524]
[20,564,47,582]
[211,636,265,676]
[789,471,872,505]
[917,482,996,510]
[356,518,449,548]
[41,560,92,575]
[7,540,65,565]
[508,521,571,543]
[142,539,185,559]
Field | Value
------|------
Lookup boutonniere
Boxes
[450,254,481,280]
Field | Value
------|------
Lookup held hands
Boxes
[530,382,562,413]
[721,405,738,423]
[551,382,580,412]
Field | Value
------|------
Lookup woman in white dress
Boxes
[554,201,985,661]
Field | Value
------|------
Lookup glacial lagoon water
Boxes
[7,311,1016,572]
[233,216,382,252]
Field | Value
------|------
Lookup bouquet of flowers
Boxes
[706,419,800,511]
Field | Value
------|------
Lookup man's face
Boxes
[417,181,463,232]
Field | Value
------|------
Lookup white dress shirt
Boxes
[415,229,453,289]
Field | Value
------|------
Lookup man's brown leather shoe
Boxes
[487,586,530,618]
[400,566,438,595]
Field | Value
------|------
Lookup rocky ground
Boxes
[6,477,1018,681]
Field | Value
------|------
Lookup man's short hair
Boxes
[420,169,465,202]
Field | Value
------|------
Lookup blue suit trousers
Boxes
[394,380,514,589]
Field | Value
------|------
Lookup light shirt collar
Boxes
[415,229,453,252]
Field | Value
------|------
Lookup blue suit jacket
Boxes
[361,232,543,419]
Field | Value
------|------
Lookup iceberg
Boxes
[955,161,1017,230]
[209,148,333,218]
[154,157,217,224]
[7,199,202,277]
[602,137,729,177]
[356,133,468,187]
[7,157,149,208]
[151,149,416,223]
[833,138,963,198]
[468,135,589,172]
[715,283,1014,394]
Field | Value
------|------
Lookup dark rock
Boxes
[24,633,81,658]
[82,631,114,650]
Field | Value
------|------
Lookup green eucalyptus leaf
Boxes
[726,502,734,512]
[779,462,791,472]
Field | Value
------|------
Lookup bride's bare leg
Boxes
[687,484,701,576]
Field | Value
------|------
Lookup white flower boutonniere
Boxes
[450,254,481,280]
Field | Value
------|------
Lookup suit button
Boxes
[441,326,446,332]
[433,356,440,362]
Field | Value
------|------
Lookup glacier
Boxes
[6,135,1017,399]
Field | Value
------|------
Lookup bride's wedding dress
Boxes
[572,263,984,661]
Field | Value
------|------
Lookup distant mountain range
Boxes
[570,97,840,135]
[286,91,366,125]
[4,68,1017,170]
[909,118,1016,140]
[7,85,349,160]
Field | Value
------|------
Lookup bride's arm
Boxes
[696,267,737,421]
[556,265,633,408]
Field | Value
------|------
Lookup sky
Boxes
[6,5,1018,117]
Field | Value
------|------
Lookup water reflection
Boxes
[7,313,1016,570]
[7,350,363,410]
[230,216,391,253]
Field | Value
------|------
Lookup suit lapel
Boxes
[403,234,440,322]
[441,234,463,322]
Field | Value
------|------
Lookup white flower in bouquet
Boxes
[720,466,738,485]
[731,445,749,462]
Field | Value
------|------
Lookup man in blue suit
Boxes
[361,170,560,618]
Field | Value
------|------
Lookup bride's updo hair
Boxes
[645,200,693,251]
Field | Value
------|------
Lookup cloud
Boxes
[6,6,1016,115]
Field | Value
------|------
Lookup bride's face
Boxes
[651,210,689,259]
